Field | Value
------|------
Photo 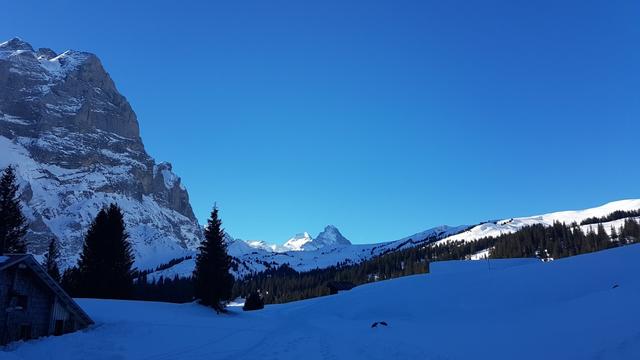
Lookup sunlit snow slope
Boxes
[437,199,640,244]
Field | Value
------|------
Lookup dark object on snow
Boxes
[243,291,264,311]
[371,321,389,328]
[327,281,356,295]
[0,254,93,345]
[612,284,619,289]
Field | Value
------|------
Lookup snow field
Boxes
[5,244,640,359]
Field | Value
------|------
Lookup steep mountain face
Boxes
[315,225,351,246]
[0,38,202,268]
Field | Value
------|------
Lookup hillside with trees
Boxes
[129,214,640,305]
[232,218,640,304]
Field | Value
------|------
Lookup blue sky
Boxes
[2,0,639,244]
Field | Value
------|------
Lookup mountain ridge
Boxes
[151,199,640,279]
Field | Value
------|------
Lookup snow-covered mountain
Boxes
[281,225,351,251]
[0,38,202,269]
[154,224,470,279]
[152,199,640,279]
[436,199,640,245]
[282,232,314,251]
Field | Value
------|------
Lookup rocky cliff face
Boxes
[0,38,202,269]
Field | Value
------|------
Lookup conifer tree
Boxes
[0,165,28,254]
[76,204,135,299]
[610,227,620,244]
[61,266,80,296]
[44,238,61,282]
[193,205,234,312]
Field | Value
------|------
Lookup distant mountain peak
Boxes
[0,37,33,51]
[315,225,351,246]
[280,226,350,252]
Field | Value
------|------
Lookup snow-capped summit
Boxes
[0,37,33,51]
[283,232,314,251]
[280,226,351,251]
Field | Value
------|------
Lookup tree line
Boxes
[580,209,640,225]
[3,163,640,308]
[61,204,234,311]
[233,242,432,304]
[233,218,640,304]
[126,216,640,305]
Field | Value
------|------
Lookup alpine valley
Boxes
[2,38,640,281]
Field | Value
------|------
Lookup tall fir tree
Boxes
[193,205,234,312]
[76,204,135,299]
[44,238,61,282]
[0,165,28,254]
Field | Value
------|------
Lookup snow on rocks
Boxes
[0,38,202,270]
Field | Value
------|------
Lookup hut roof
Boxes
[1,254,94,326]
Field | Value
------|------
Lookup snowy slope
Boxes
[6,244,640,360]
[437,199,640,245]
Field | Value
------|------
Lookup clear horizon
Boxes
[3,0,639,245]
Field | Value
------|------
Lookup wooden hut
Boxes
[0,254,93,345]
